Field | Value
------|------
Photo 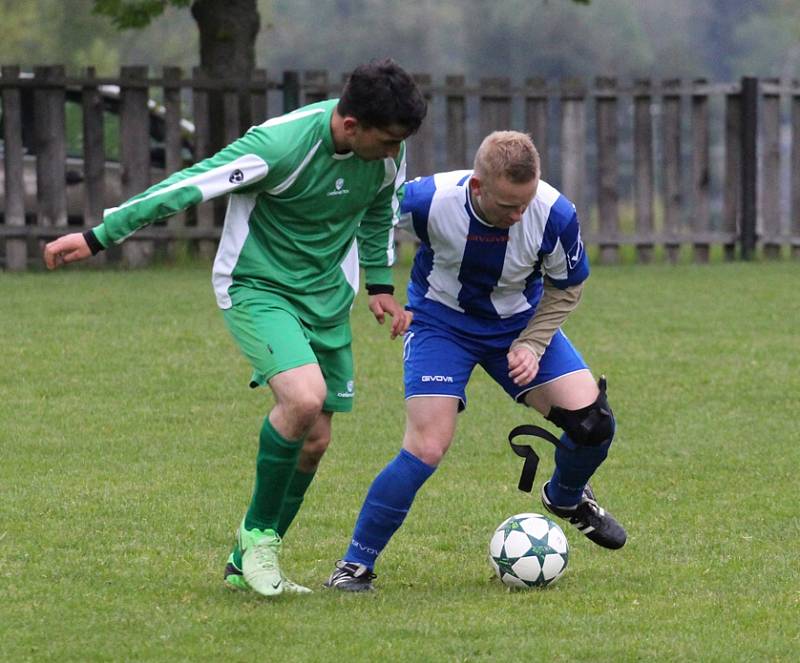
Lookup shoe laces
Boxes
[336,560,376,580]
[252,538,280,570]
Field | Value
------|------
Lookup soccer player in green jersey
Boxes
[43,58,427,598]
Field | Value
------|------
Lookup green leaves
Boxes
[92,0,192,30]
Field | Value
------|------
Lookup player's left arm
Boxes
[359,144,412,339]
[508,202,589,385]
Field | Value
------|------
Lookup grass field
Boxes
[1,258,798,662]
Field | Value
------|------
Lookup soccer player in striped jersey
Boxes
[326,131,626,592]
[43,59,427,598]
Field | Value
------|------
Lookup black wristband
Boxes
[82,229,105,255]
[366,283,394,296]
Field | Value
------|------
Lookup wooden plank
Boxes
[192,66,216,259]
[662,78,682,263]
[723,90,742,260]
[250,68,268,125]
[760,78,781,258]
[560,78,586,216]
[163,66,186,252]
[595,77,619,264]
[691,79,711,263]
[34,65,67,230]
[740,77,758,260]
[223,84,241,145]
[282,71,300,112]
[303,70,329,104]
[792,83,800,259]
[79,67,108,265]
[405,73,434,178]
[445,75,467,170]
[119,65,153,266]
[479,77,512,137]
[525,77,549,177]
[81,68,105,228]
[1,66,27,270]
[633,79,654,263]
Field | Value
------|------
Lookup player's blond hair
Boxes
[473,131,540,184]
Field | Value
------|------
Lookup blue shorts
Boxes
[403,320,588,411]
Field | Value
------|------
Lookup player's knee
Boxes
[546,384,615,447]
[284,391,326,428]
[403,435,451,466]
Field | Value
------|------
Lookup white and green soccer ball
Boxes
[489,513,569,588]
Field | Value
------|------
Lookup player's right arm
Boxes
[44,128,277,269]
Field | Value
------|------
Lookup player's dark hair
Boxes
[337,58,427,134]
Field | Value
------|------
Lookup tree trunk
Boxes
[191,0,259,227]
[191,0,259,79]
[191,0,259,154]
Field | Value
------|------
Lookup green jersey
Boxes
[93,99,405,325]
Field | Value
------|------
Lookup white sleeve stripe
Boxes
[104,154,268,216]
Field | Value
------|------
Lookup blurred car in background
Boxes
[0,80,195,222]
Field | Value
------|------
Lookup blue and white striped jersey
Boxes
[398,170,589,335]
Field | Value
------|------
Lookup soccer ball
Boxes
[489,513,569,588]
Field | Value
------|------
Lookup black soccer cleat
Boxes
[323,560,376,592]
[541,481,627,550]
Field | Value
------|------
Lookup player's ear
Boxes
[469,175,483,196]
[342,116,359,136]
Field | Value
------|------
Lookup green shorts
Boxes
[222,295,354,413]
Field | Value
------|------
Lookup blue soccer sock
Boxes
[344,449,436,569]
[547,432,611,507]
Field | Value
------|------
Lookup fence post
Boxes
[34,65,67,232]
[691,79,711,263]
[723,86,742,260]
[163,66,186,254]
[792,80,800,260]
[740,77,758,260]
[479,77,512,138]
[525,77,549,176]
[560,78,586,221]
[250,68,268,124]
[119,65,152,266]
[662,78,682,264]
[633,79,654,263]
[282,71,300,113]
[2,66,27,270]
[192,67,216,259]
[760,78,781,259]
[303,70,329,105]
[406,73,434,179]
[82,68,105,228]
[445,75,467,171]
[595,76,619,264]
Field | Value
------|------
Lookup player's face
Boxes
[349,122,409,161]
[471,174,538,229]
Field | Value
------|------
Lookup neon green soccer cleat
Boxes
[224,552,312,595]
[238,521,284,597]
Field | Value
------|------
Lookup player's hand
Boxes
[43,232,92,270]
[507,346,539,386]
[367,294,413,339]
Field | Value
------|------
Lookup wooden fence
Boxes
[2,66,799,270]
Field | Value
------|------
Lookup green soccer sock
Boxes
[233,470,317,571]
[243,416,304,533]
[277,468,317,537]
[232,468,317,570]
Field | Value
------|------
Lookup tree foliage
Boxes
[2,0,800,81]
[92,0,192,29]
